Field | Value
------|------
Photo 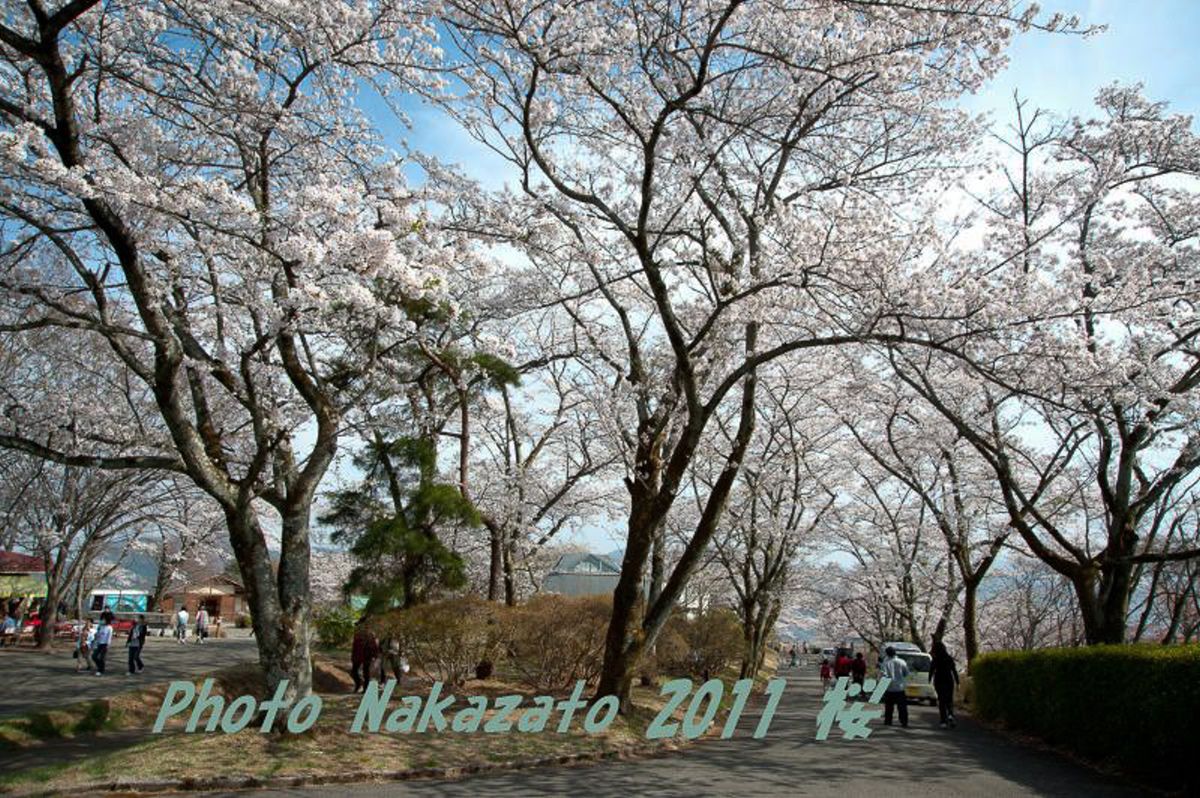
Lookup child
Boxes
[75,620,94,672]
[819,658,832,691]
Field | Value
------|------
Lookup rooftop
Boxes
[548,552,621,575]
[0,551,43,573]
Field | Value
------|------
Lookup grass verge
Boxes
[0,655,732,796]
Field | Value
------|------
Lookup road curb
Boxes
[67,741,685,794]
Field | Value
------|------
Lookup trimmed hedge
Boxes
[972,645,1200,789]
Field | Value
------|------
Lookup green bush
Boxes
[972,644,1200,789]
[505,594,610,691]
[374,597,505,686]
[313,605,359,649]
[655,608,743,678]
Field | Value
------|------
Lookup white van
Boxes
[880,641,936,704]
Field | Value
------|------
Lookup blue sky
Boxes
[967,0,1200,120]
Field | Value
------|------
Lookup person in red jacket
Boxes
[819,659,832,691]
[834,651,853,680]
[350,621,380,693]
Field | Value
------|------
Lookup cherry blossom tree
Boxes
[137,480,226,611]
[0,450,174,647]
[823,457,961,652]
[887,87,1200,644]
[976,556,1084,650]
[834,371,1012,663]
[707,369,839,678]
[438,0,1073,707]
[1128,477,1200,643]
[0,0,454,700]
[470,343,622,604]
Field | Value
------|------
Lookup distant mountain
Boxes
[90,550,158,591]
[775,605,822,643]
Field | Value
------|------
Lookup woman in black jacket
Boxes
[126,614,148,675]
[929,639,960,728]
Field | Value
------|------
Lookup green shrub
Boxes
[972,645,1200,789]
[655,608,743,678]
[313,605,359,649]
[504,594,610,691]
[374,597,505,687]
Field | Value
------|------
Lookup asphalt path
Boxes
[197,666,1142,798]
[0,635,260,719]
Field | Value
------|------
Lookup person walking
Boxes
[194,607,209,644]
[819,658,832,692]
[378,636,409,684]
[350,620,380,693]
[789,645,798,668]
[126,614,148,675]
[92,618,113,676]
[929,639,960,728]
[851,652,867,688]
[174,606,189,643]
[879,646,911,727]
[74,620,94,672]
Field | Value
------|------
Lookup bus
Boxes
[89,589,150,614]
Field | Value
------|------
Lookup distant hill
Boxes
[775,606,822,643]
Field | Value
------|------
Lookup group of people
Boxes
[818,641,960,730]
[784,642,811,668]
[349,619,408,693]
[73,610,149,677]
[171,606,211,643]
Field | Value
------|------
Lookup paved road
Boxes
[201,669,1142,798]
[0,636,259,718]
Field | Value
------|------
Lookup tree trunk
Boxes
[487,525,503,602]
[502,542,516,607]
[1096,560,1134,644]
[962,579,979,666]
[1132,560,1165,643]
[595,497,656,711]
[739,602,758,679]
[36,578,62,649]
[1161,578,1194,645]
[649,528,664,609]
[758,602,780,676]
[226,506,312,705]
[150,541,171,611]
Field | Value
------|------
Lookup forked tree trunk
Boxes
[595,496,658,710]
[226,507,312,706]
